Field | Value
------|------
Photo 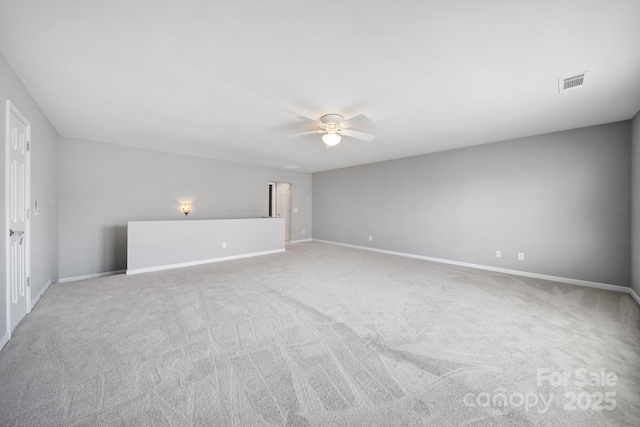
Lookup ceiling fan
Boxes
[289,114,375,147]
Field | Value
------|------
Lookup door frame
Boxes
[268,182,276,217]
[272,181,292,242]
[5,99,32,337]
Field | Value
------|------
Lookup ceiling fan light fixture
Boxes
[290,113,373,145]
[322,132,341,146]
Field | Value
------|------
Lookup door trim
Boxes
[5,99,32,338]
[275,182,292,242]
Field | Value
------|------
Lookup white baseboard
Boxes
[290,238,312,243]
[31,279,52,309]
[0,332,10,352]
[126,248,286,276]
[630,288,640,306]
[58,270,126,284]
[313,239,632,294]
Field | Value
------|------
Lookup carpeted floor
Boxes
[1,241,639,426]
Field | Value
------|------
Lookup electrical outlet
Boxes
[222,242,227,249]
[496,250,502,258]
[302,229,306,235]
[369,235,373,241]
[518,252,524,261]
[293,208,298,213]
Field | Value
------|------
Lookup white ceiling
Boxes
[1,0,639,173]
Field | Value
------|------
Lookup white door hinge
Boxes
[27,277,31,287]
[26,208,29,219]
[26,141,31,152]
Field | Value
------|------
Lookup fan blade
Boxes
[341,129,375,142]
[297,116,324,127]
[340,114,370,129]
[288,130,324,138]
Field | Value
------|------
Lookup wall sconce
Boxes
[181,203,191,216]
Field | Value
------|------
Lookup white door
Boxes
[276,183,291,241]
[6,100,31,332]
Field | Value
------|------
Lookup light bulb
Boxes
[322,133,341,146]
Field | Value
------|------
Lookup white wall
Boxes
[58,137,312,279]
[313,121,632,287]
[0,53,59,340]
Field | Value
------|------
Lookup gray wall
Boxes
[313,122,631,286]
[127,218,285,273]
[632,111,640,296]
[59,137,312,279]
[0,53,59,337]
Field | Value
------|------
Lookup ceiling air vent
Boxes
[559,72,588,93]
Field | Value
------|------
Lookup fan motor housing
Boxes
[320,114,344,125]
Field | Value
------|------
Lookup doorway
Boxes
[268,182,291,242]
[5,100,31,333]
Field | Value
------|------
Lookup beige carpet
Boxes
[1,241,639,426]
